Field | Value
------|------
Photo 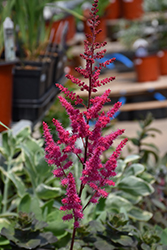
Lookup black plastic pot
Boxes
[12,75,67,123]
[12,85,58,122]
[13,60,51,101]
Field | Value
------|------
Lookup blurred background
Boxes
[0,0,167,137]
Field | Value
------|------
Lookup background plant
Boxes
[125,113,161,164]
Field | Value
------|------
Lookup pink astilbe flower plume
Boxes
[60,172,83,228]
[43,0,128,248]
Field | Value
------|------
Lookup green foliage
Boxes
[68,213,167,249]
[126,113,161,164]
[0,126,64,218]
[41,98,70,141]
[144,0,167,12]
[0,212,57,249]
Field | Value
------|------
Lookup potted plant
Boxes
[105,0,122,20]
[82,0,109,42]
[121,0,143,20]
[0,1,17,131]
[118,20,160,82]
[156,17,167,75]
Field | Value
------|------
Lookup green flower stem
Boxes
[2,157,12,213]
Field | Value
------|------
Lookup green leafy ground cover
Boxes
[0,111,167,249]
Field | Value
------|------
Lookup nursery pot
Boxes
[13,60,51,102]
[47,14,76,44]
[84,17,107,42]
[105,0,122,20]
[134,55,159,82]
[157,50,167,75]
[0,62,15,132]
[121,0,143,20]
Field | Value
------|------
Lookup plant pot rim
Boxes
[0,60,18,66]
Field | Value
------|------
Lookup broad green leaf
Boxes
[18,193,31,213]
[21,144,37,187]
[0,236,10,246]
[15,126,31,142]
[24,137,43,154]
[130,138,140,146]
[112,234,134,246]
[36,184,62,200]
[7,171,26,197]
[45,209,72,236]
[128,207,152,221]
[125,163,145,176]
[88,221,105,234]
[141,243,151,250]
[94,240,114,250]
[105,194,132,213]
[124,155,140,164]
[35,156,51,184]
[117,176,154,197]
[116,191,142,205]
[0,227,15,242]
[30,196,42,220]
[41,200,54,219]
[138,172,155,184]
[161,228,167,245]
[17,239,40,249]
[115,160,126,177]
[0,219,10,231]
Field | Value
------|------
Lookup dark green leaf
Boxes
[161,228,167,245]
[18,194,31,214]
[141,243,151,250]
[17,239,40,249]
[112,234,134,246]
[94,240,114,250]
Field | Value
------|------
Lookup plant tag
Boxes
[134,58,142,65]
[40,73,46,82]
[157,51,164,58]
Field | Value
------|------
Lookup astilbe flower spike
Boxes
[43,0,128,249]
